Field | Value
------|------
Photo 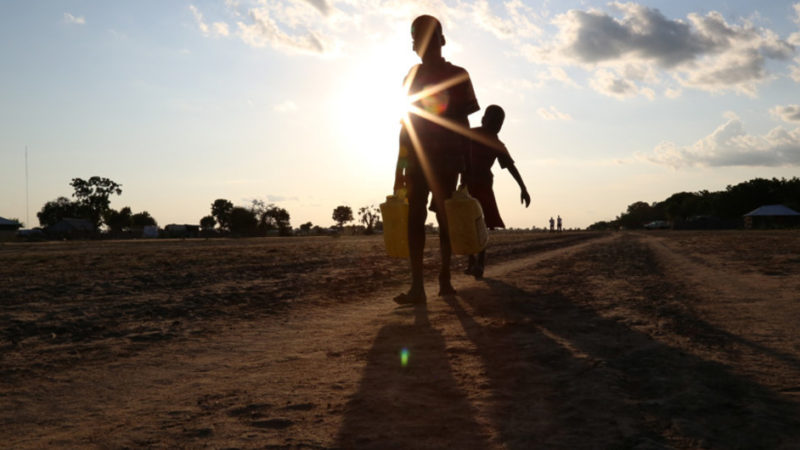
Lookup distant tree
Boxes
[37,196,87,227]
[211,199,234,230]
[332,205,353,229]
[250,199,268,217]
[299,222,313,233]
[358,205,381,235]
[229,206,257,236]
[131,211,157,227]
[267,206,292,236]
[104,207,133,232]
[587,220,617,231]
[617,201,658,229]
[70,177,122,228]
[600,177,800,229]
[200,215,216,230]
[250,200,292,236]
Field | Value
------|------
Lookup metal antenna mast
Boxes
[25,145,29,227]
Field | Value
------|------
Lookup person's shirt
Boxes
[466,126,513,186]
[402,57,479,153]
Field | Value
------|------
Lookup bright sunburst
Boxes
[333,39,414,175]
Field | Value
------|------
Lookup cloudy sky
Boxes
[2,1,800,229]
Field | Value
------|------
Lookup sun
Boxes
[333,40,415,175]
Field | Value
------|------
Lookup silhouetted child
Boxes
[393,15,480,304]
[464,105,530,279]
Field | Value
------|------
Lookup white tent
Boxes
[744,205,800,216]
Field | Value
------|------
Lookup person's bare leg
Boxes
[473,249,486,279]
[409,200,427,295]
[465,254,476,275]
[395,189,427,304]
[436,210,456,296]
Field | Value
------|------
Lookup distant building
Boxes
[0,216,22,241]
[744,204,800,229]
[46,218,96,239]
[142,225,159,238]
[164,224,200,238]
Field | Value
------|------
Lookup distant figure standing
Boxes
[393,15,480,305]
[557,215,562,231]
[464,105,530,279]
[549,217,555,232]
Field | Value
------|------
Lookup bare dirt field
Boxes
[2,230,800,449]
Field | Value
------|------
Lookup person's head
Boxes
[411,15,445,61]
[481,105,505,134]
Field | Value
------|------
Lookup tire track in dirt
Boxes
[640,232,800,393]
[487,234,800,449]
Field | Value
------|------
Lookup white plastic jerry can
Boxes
[379,189,409,259]
[445,185,488,255]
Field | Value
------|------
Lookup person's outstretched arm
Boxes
[506,163,531,207]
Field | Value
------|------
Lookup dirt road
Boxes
[2,232,800,448]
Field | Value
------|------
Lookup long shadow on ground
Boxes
[445,237,800,449]
[337,305,490,449]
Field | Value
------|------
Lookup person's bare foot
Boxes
[438,272,456,296]
[438,283,456,296]
[394,289,426,305]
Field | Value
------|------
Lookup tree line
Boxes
[37,177,156,231]
[589,177,800,230]
[35,176,383,237]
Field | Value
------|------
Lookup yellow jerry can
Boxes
[445,185,488,255]
[379,189,409,259]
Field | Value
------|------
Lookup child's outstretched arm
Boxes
[506,163,531,207]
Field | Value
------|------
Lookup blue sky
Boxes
[2,1,799,229]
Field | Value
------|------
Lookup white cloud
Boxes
[189,5,209,34]
[644,115,800,168]
[64,12,85,25]
[532,3,795,97]
[792,57,800,82]
[472,0,541,41]
[771,104,800,123]
[266,194,299,202]
[237,6,333,54]
[590,69,655,99]
[538,66,579,88]
[190,5,229,37]
[537,105,572,120]
[190,0,471,56]
[664,87,682,98]
[213,22,230,37]
[274,100,298,112]
[304,0,332,16]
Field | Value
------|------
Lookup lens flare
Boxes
[400,347,409,367]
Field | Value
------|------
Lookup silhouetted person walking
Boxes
[557,215,562,231]
[549,217,555,232]
[463,105,530,279]
[393,15,480,304]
